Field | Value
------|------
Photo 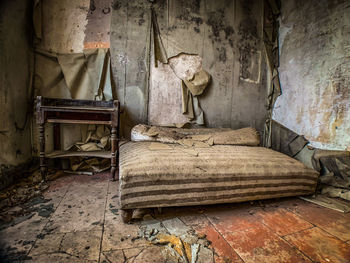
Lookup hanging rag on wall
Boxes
[180,70,210,125]
[151,7,210,126]
[151,7,168,67]
[35,48,115,101]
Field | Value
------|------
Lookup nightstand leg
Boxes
[39,124,46,181]
[111,126,118,181]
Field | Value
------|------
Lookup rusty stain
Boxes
[273,1,349,150]
[84,41,110,49]
[195,224,243,263]
[284,227,350,262]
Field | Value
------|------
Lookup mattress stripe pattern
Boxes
[119,142,319,209]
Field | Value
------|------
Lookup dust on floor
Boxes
[0,172,349,262]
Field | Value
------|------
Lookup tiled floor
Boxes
[0,172,350,262]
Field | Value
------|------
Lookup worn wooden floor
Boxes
[0,172,349,262]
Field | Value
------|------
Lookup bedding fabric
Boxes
[119,142,319,209]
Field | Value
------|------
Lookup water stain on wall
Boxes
[273,0,350,150]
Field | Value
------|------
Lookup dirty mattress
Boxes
[119,142,319,209]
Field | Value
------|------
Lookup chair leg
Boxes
[39,124,46,181]
[110,126,118,181]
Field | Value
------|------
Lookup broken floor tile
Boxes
[284,227,350,263]
[102,216,148,251]
[254,208,314,236]
[28,232,65,256]
[162,217,192,237]
[100,249,125,263]
[178,213,210,229]
[42,174,75,209]
[0,213,49,262]
[316,217,350,242]
[223,224,311,263]
[288,201,350,241]
[24,252,85,263]
[60,230,101,261]
[194,224,243,263]
[133,246,168,263]
[196,245,214,263]
[205,205,263,235]
[123,247,145,261]
[287,199,346,225]
[46,180,107,233]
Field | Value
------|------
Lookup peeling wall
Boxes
[0,0,32,167]
[35,0,269,139]
[84,0,113,49]
[37,0,112,53]
[34,0,114,152]
[111,0,268,134]
[37,0,90,53]
[273,0,350,151]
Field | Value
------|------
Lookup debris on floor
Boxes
[300,195,350,213]
[0,169,50,225]
[1,173,350,262]
[138,215,214,263]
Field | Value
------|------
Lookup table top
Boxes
[36,96,119,111]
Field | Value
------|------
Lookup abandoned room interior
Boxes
[0,0,349,262]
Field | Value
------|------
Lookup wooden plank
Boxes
[300,195,350,213]
[46,150,111,158]
[41,97,115,108]
[46,119,111,125]
[41,106,115,112]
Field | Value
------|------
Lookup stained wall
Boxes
[0,0,33,167]
[273,0,350,150]
[111,0,269,135]
[34,0,271,140]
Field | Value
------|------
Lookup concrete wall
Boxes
[273,0,350,151]
[0,0,33,167]
[111,0,268,134]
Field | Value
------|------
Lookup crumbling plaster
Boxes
[37,0,90,53]
[273,0,350,151]
[111,0,268,135]
[0,0,32,166]
[33,0,269,140]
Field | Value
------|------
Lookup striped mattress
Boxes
[119,142,319,209]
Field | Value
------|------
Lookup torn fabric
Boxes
[180,69,209,125]
[150,7,209,126]
[181,81,194,119]
[262,0,281,148]
[270,120,308,157]
[35,48,114,101]
[131,124,261,147]
[183,70,210,96]
[151,7,168,67]
[33,0,42,39]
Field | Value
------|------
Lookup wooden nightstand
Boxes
[35,96,120,181]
